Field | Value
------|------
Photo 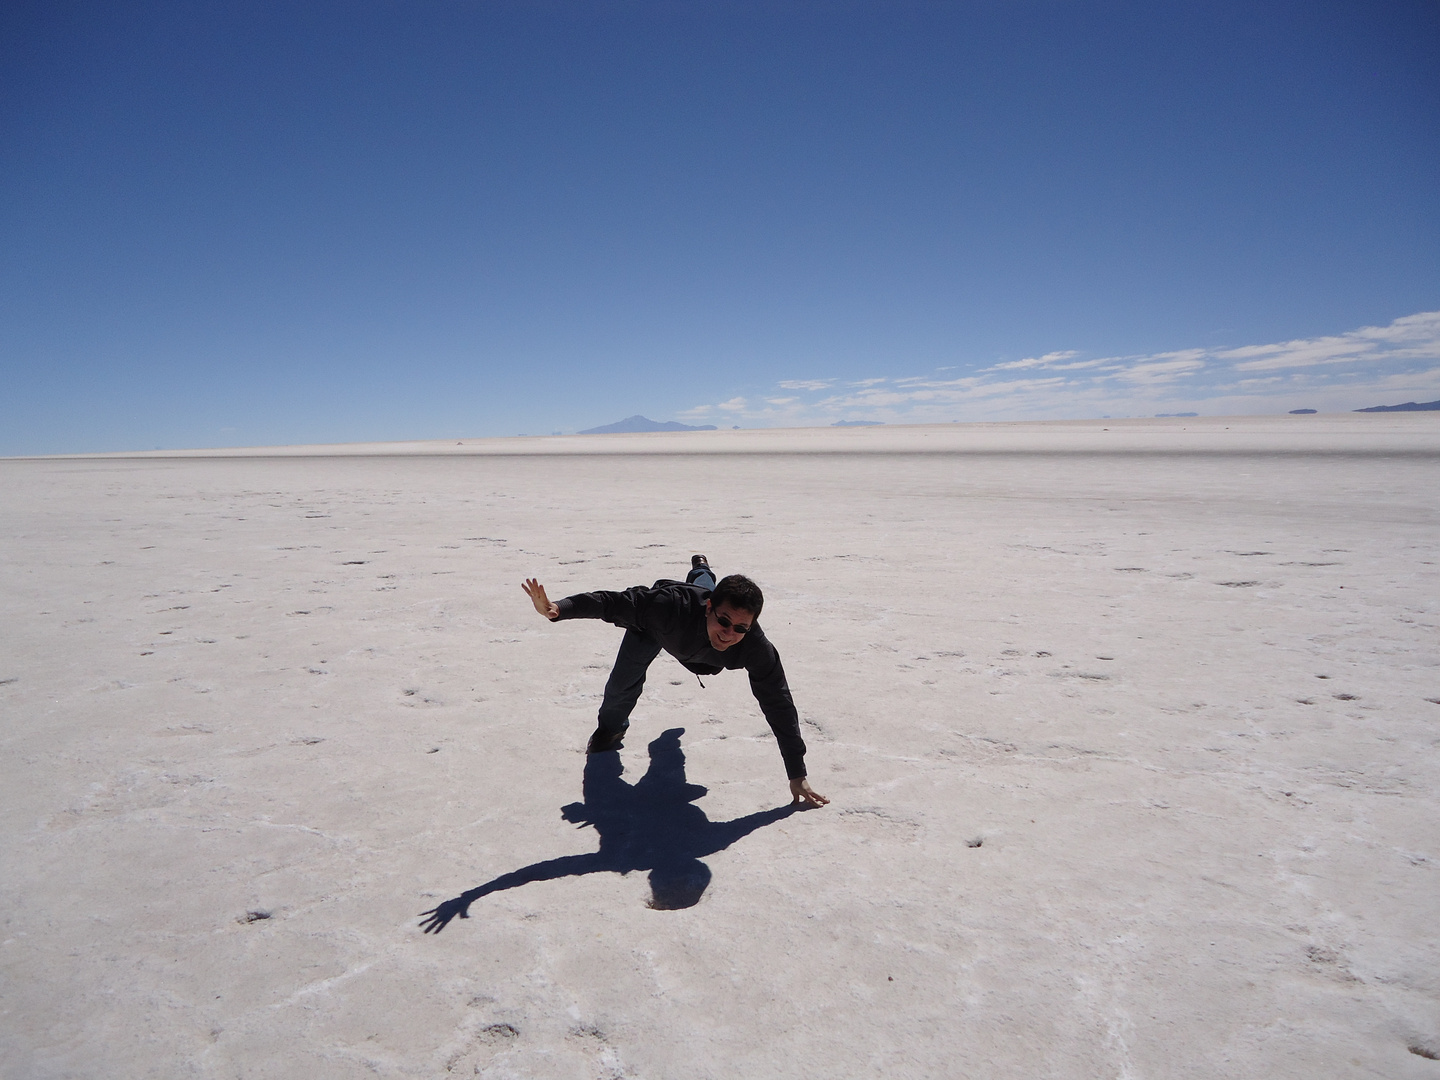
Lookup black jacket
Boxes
[554,581,808,778]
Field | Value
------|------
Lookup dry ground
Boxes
[2,416,1438,1079]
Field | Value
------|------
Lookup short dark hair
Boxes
[710,574,763,617]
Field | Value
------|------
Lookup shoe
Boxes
[691,554,709,569]
[586,727,626,754]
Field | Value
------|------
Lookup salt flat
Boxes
[2,415,1438,1079]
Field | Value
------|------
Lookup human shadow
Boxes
[419,727,796,932]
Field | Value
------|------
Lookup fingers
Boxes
[523,579,557,618]
[789,780,830,808]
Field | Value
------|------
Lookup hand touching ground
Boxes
[790,777,829,808]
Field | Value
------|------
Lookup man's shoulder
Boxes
[730,622,778,664]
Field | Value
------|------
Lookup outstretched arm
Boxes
[522,578,559,620]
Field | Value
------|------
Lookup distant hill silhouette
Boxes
[1353,400,1440,413]
[831,419,883,426]
[579,415,718,434]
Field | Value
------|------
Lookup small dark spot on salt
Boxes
[238,910,271,924]
[428,747,440,754]
[967,838,983,848]
[1409,1044,1440,1061]
[1334,693,1359,701]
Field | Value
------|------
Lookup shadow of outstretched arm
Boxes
[696,804,798,857]
[418,852,606,934]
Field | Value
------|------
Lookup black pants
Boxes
[596,629,665,735]
[596,563,716,735]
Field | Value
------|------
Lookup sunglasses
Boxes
[712,611,752,635]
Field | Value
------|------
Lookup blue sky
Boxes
[2,1,1437,453]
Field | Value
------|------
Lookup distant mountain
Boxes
[1289,409,1317,415]
[832,420,883,426]
[1353,400,1440,413]
[579,415,718,434]
[1155,412,1199,418]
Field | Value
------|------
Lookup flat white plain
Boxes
[2,415,1437,1079]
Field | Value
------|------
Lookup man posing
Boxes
[522,557,828,808]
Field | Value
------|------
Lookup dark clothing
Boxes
[554,581,808,779]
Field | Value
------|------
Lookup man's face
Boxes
[705,599,756,651]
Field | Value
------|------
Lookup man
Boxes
[522,556,828,808]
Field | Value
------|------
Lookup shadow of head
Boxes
[647,857,712,910]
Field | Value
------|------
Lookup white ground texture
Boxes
[2,415,1438,1080]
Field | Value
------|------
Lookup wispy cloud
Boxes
[777,379,833,391]
[1218,310,1440,371]
[1112,350,1207,384]
[987,350,1080,371]
[680,311,1440,426]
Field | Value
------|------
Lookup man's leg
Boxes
[687,554,716,592]
[591,628,663,750]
